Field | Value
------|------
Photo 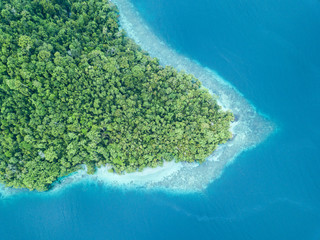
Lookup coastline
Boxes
[89,0,274,192]
[0,0,274,197]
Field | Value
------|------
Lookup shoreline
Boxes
[89,0,274,191]
[0,0,275,198]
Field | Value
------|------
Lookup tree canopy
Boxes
[0,0,233,191]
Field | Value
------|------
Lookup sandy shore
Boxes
[86,0,275,192]
[0,0,275,197]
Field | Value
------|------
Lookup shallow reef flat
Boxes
[0,0,274,197]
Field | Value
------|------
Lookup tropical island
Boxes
[0,0,233,191]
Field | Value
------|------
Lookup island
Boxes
[0,0,233,191]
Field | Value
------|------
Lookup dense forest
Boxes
[0,0,233,191]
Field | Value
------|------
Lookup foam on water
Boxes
[0,0,275,197]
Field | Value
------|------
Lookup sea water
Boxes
[0,0,320,239]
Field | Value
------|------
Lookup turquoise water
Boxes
[1,0,320,239]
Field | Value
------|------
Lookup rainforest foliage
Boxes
[0,0,233,191]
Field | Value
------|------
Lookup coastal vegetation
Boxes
[0,0,233,191]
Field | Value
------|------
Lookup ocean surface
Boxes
[1,0,320,239]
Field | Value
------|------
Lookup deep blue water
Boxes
[1,0,320,239]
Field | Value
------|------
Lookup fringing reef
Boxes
[0,0,233,191]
